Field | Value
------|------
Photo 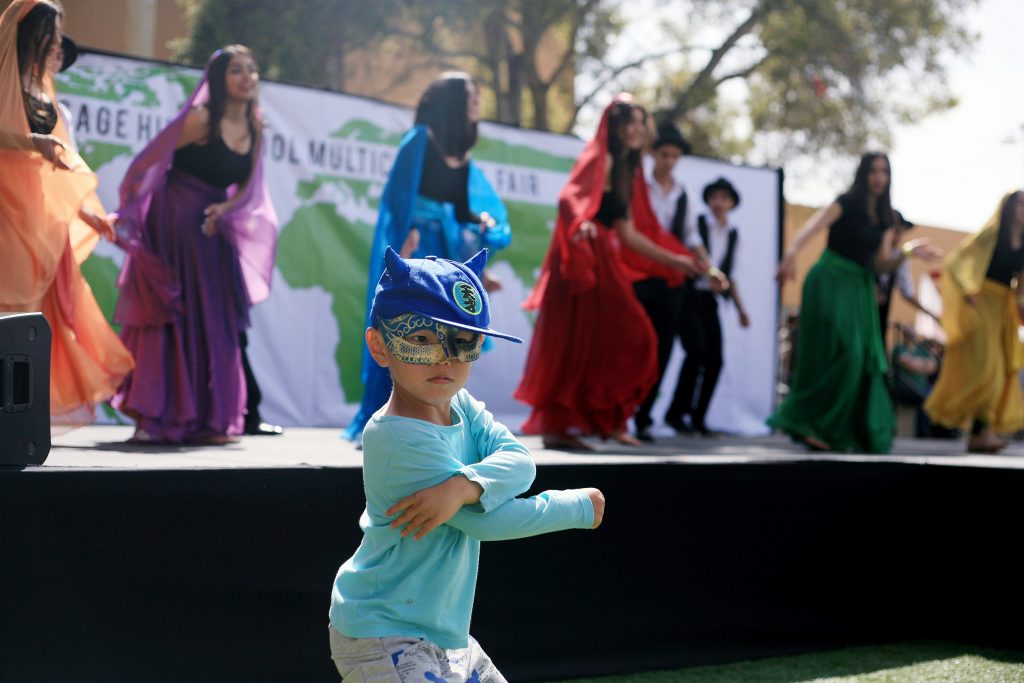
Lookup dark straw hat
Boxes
[652,122,691,155]
[702,176,740,208]
[59,35,78,72]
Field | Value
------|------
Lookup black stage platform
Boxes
[2,428,1023,682]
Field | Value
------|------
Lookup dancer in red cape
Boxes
[515,95,700,450]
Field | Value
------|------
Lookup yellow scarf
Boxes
[940,191,1020,347]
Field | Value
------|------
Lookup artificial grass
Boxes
[551,641,1024,682]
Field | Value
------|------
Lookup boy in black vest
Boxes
[665,177,750,436]
[632,123,694,442]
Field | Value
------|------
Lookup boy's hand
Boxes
[582,487,605,529]
[387,475,483,540]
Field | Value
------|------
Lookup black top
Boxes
[26,93,57,135]
[985,234,1024,286]
[595,191,629,228]
[419,142,477,223]
[826,192,890,267]
[172,135,253,189]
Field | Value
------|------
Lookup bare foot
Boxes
[608,429,643,447]
[128,429,155,444]
[542,435,596,451]
[967,436,1005,454]
[804,435,831,451]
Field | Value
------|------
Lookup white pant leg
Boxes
[394,636,508,683]
[329,625,507,683]
[328,625,418,682]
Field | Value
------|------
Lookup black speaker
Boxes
[0,312,51,465]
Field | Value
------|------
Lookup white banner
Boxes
[59,51,779,435]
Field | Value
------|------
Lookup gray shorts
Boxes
[328,624,508,683]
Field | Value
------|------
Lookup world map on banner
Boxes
[55,52,582,429]
[56,52,779,435]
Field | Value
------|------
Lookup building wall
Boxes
[54,0,186,62]
[782,202,969,341]
[2,0,573,125]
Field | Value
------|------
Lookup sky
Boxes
[883,0,1023,231]
[581,0,1024,232]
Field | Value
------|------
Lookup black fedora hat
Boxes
[652,122,691,155]
[59,35,78,72]
[702,176,740,208]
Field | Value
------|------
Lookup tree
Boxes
[174,0,619,133]
[173,0,403,91]
[603,0,976,161]
[392,0,622,132]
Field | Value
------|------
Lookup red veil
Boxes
[515,96,689,437]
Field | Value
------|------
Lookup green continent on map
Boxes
[77,141,133,172]
[328,121,404,146]
[500,200,554,293]
[80,254,121,331]
[277,195,374,402]
[297,175,380,210]
[474,137,575,173]
[56,66,174,106]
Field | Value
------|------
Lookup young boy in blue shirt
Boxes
[329,247,605,682]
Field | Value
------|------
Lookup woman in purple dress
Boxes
[113,45,277,444]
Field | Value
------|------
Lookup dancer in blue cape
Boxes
[344,72,511,442]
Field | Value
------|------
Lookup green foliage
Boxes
[174,0,402,89]
[651,0,976,161]
[177,0,619,133]
[396,0,621,132]
[175,0,972,158]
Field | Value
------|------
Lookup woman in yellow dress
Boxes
[925,191,1024,453]
[0,0,133,427]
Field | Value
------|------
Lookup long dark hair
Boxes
[415,72,478,159]
[606,100,646,207]
[17,0,62,131]
[997,191,1024,240]
[204,45,259,145]
[847,151,894,226]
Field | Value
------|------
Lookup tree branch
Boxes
[711,53,770,88]
[564,48,684,132]
[663,0,777,120]
[387,28,489,64]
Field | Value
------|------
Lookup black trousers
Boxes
[666,288,723,430]
[239,331,263,429]
[633,279,682,430]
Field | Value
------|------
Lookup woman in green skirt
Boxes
[771,153,940,452]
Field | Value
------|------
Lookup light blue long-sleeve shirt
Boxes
[330,389,595,649]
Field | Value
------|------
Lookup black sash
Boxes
[669,190,689,242]
[697,214,738,298]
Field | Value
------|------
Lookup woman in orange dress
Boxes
[0,0,132,427]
